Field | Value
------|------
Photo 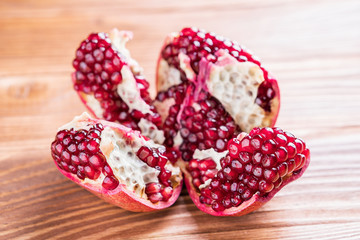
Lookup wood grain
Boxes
[1,0,360,239]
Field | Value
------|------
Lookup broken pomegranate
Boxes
[154,27,280,161]
[50,113,182,212]
[63,27,310,216]
[72,29,165,144]
[182,127,310,216]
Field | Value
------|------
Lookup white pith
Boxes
[117,65,153,115]
[138,118,165,144]
[192,148,228,189]
[179,52,196,81]
[206,53,266,133]
[84,94,104,117]
[59,113,180,199]
[153,98,175,122]
[157,59,182,92]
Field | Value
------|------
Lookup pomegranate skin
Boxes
[56,165,182,212]
[52,114,183,212]
[183,155,310,216]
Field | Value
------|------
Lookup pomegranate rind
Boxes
[182,152,310,216]
[52,115,183,212]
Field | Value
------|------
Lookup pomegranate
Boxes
[62,27,310,216]
[50,112,182,212]
[72,29,165,144]
[154,27,280,161]
[182,127,310,216]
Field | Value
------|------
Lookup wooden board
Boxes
[1,0,360,239]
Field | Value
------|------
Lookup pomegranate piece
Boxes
[155,27,281,161]
[72,29,164,144]
[183,127,310,216]
[50,113,182,212]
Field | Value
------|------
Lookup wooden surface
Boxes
[1,0,360,239]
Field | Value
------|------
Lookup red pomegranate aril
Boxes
[157,156,168,168]
[295,154,306,169]
[161,187,174,201]
[277,162,288,177]
[231,160,244,173]
[241,188,253,201]
[261,154,276,168]
[102,164,113,176]
[231,194,242,207]
[222,196,232,208]
[263,168,279,183]
[89,154,105,168]
[212,202,226,212]
[240,137,252,152]
[211,190,223,201]
[60,161,69,171]
[102,175,119,190]
[275,134,287,146]
[222,181,232,192]
[159,170,172,186]
[145,182,162,195]
[286,142,297,159]
[69,165,77,174]
[287,159,296,173]
[260,127,274,139]
[252,166,263,178]
[84,165,99,179]
[250,135,263,150]
[71,155,80,166]
[224,167,238,181]
[259,180,274,193]
[273,178,283,189]
[55,143,64,155]
[247,177,259,191]
[61,151,71,164]
[199,158,217,171]
[62,135,72,146]
[294,139,305,152]
[228,138,241,158]
[239,152,251,164]
[275,146,288,162]
[87,139,100,153]
[77,166,86,180]
[261,140,276,154]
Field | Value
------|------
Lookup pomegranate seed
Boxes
[159,170,171,186]
[275,146,288,162]
[261,140,276,154]
[89,154,105,168]
[145,183,162,195]
[259,180,274,193]
[277,162,288,177]
[263,168,279,182]
[228,138,241,158]
[148,193,163,203]
[286,142,297,159]
[161,187,173,201]
[102,176,119,190]
[230,160,244,173]
[102,164,113,176]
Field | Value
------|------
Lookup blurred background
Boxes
[1,0,359,239]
